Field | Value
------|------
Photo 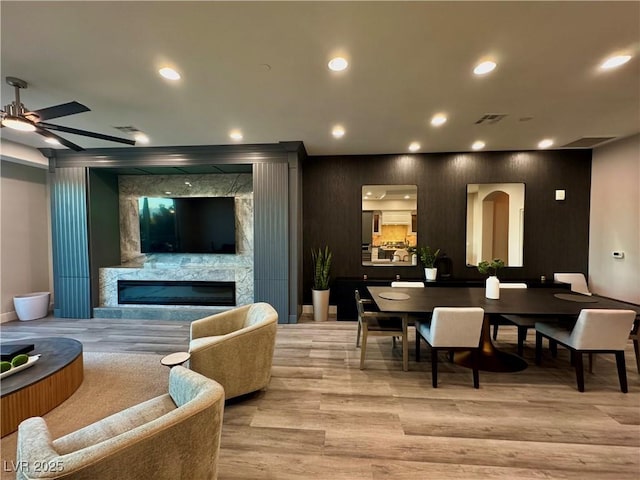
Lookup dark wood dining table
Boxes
[368,286,640,373]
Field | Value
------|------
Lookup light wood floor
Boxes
[2,315,639,479]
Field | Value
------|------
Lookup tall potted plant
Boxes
[419,246,440,281]
[477,258,505,299]
[311,246,332,321]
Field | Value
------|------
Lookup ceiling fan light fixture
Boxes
[45,137,61,145]
[2,115,36,132]
[134,132,149,144]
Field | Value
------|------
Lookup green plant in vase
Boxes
[311,246,332,321]
[419,246,440,281]
[477,258,505,299]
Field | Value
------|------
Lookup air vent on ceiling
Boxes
[561,137,616,148]
[113,125,142,133]
[474,113,508,125]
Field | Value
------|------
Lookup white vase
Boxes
[486,276,500,299]
[312,289,330,321]
[424,267,437,281]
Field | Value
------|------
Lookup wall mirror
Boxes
[362,185,417,267]
[466,183,524,267]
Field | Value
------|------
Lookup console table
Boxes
[1,337,83,437]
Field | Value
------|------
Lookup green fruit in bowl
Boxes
[11,354,29,367]
[0,361,11,373]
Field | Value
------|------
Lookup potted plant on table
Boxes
[418,246,440,281]
[477,258,505,299]
[311,246,332,321]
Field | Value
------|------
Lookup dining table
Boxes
[367,285,640,373]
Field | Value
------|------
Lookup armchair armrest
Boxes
[16,417,61,479]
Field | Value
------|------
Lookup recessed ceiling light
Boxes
[600,54,632,70]
[404,195,410,199]
[158,67,181,80]
[229,130,243,141]
[538,138,554,149]
[134,132,149,144]
[328,57,348,72]
[472,140,485,150]
[408,142,421,152]
[430,114,447,127]
[474,60,497,75]
[332,125,345,138]
[45,137,61,145]
[164,191,172,195]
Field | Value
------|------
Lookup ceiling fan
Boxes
[1,76,136,151]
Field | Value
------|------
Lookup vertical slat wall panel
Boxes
[51,167,91,318]
[253,162,289,323]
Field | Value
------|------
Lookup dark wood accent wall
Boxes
[302,150,591,302]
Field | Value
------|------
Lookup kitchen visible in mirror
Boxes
[362,185,417,267]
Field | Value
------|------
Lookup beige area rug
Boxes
[1,352,168,480]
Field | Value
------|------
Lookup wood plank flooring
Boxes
[1,315,639,479]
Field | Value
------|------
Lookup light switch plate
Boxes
[555,190,565,201]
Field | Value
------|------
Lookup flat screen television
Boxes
[139,197,236,254]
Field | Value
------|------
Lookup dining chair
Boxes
[535,309,636,392]
[355,289,408,371]
[391,281,425,288]
[491,283,537,356]
[415,307,485,388]
[554,273,591,295]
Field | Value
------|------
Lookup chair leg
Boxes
[633,338,640,374]
[415,332,421,362]
[615,351,628,393]
[472,351,480,389]
[516,327,527,357]
[356,322,362,347]
[359,326,368,370]
[574,351,585,392]
[431,348,438,388]
[492,323,499,340]
[588,353,595,374]
[535,332,543,365]
[402,317,409,372]
[550,340,558,358]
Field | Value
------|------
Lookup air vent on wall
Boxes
[561,137,616,148]
[474,113,508,125]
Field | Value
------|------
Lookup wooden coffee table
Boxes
[1,337,83,437]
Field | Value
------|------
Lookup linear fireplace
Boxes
[118,280,236,306]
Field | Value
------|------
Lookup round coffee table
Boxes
[1,337,83,437]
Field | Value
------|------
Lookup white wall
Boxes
[0,158,52,322]
[589,134,639,304]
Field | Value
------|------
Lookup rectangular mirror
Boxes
[466,183,524,267]
[362,185,417,267]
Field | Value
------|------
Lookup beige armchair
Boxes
[189,302,278,400]
[16,366,225,479]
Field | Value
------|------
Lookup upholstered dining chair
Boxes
[391,281,425,288]
[355,289,408,371]
[535,309,636,392]
[491,283,538,356]
[554,273,591,295]
[415,307,485,388]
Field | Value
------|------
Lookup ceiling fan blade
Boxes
[38,122,136,145]
[29,101,90,121]
[35,127,85,151]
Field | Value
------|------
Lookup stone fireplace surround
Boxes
[97,173,253,317]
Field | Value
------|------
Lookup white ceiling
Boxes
[1,1,639,156]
